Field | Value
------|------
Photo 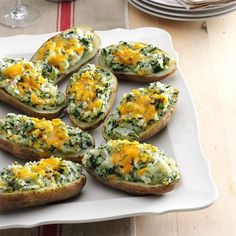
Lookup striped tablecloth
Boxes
[0,0,128,35]
[0,0,128,235]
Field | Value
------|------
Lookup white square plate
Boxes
[0,28,217,229]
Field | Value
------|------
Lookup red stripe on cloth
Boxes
[60,2,72,31]
[56,3,60,31]
[43,224,58,236]
[38,224,59,236]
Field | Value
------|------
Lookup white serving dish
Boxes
[129,0,236,20]
[0,27,217,229]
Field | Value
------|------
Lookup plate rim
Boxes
[146,0,182,8]
[133,0,236,17]
[129,0,236,20]
[142,0,236,11]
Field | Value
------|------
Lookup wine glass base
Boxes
[0,4,40,28]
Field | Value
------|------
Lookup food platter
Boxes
[0,27,217,229]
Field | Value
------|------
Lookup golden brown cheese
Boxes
[32,118,69,150]
[2,62,48,105]
[31,93,45,105]
[114,43,146,65]
[119,89,168,122]
[111,142,153,175]
[137,167,149,177]
[12,158,61,180]
[3,64,24,78]
[37,36,85,73]
[70,71,102,111]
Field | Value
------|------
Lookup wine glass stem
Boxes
[16,0,22,6]
[11,0,27,20]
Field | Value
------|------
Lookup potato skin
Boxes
[0,88,67,119]
[85,169,178,195]
[98,52,177,83]
[66,73,118,131]
[102,108,174,142]
[31,26,101,84]
[138,108,174,142]
[0,136,95,163]
[0,175,86,211]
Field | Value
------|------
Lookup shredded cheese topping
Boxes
[3,63,43,99]
[3,63,24,78]
[0,157,83,193]
[31,118,69,150]
[83,139,180,185]
[110,140,156,175]
[70,70,103,111]
[37,36,85,73]
[114,42,146,65]
[0,58,65,109]
[12,158,61,180]
[119,89,168,122]
[101,41,172,76]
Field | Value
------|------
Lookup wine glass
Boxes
[0,0,40,28]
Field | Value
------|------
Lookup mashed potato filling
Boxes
[0,58,65,110]
[83,140,180,186]
[0,157,82,192]
[0,113,94,156]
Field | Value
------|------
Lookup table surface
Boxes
[87,4,236,236]
[128,4,236,236]
[0,2,236,236]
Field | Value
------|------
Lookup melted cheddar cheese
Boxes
[3,63,24,78]
[119,89,168,122]
[0,114,94,164]
[100,41,172,76]
[114,43,145,65]
[3,62,40,92]
[12,158,61,180]
[67,64,116,123]
[0,157,83,192]
[0,58,65,110]
[111,141,153,174]
[1,114,69,151]
[119,93,156,122]
[70,70,102,111]
[37,36,85,73]
[32,118,69,150]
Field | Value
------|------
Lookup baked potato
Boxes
[98,41,177,82]
[0,113,94,163]
[0,58,66,119]
[0,157,86,211]
[83,140,180,195]
[103,82,179,141]
[31,26,101,84]
[66,64,118,131]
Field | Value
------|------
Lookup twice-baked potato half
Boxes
[31,26,101,84]
[103,82,179,141]
[83,140,180,195]
[66,64,118,131]
[0,113,94,162]
[0,157,86,211]
[0,58,66,119]
[98,41,177,82]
